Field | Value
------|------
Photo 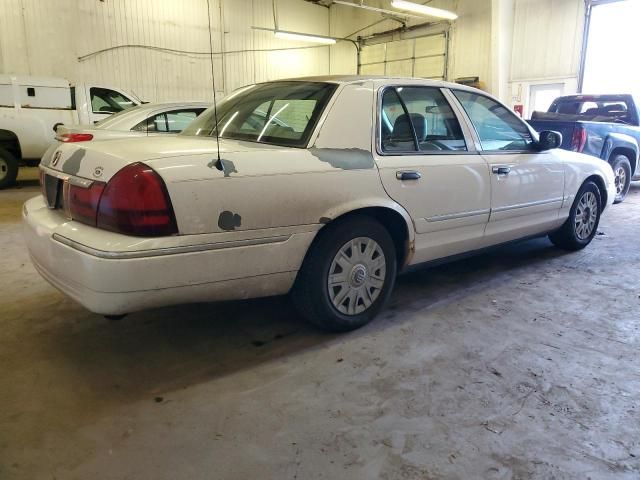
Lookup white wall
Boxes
[448,0,492,86]
[0,0,586,113]
[0,0,330,102]
[508,0,585,116]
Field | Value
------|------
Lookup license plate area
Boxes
[44,174,62,209]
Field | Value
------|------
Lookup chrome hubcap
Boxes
[328,237,386,316]
[614,167,626,195]
[0,158,7,181]
[574,191,598,240]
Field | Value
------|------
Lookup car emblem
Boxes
[93,167,104,178]
[52,151,62,167]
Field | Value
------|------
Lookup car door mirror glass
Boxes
[536,130,562,151]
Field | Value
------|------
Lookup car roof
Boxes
[553,94,634,101]
[265,75,476,92]
[0,74,69,88]
[126,101,211,112]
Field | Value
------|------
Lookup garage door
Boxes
[359,33,447,80]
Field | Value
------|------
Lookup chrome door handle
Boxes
[492,166,511,175]
[396,171,422,181]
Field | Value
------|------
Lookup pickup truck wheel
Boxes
[292,216,397,332]
[611,154,631,204]
[549,180,601,251]
[0,148,19,189]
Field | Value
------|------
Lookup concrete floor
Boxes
[1,167,639,480]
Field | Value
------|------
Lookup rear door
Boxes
[373,85,492,263]
[451,89,565,244]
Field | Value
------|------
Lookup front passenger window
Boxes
[452,90,534,151]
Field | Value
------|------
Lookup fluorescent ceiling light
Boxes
[390,0,458,20]
[274,31,336,45]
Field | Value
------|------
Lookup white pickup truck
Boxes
[0,75,141,188]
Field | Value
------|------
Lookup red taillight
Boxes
[96,163,178,236]
[571,127,587,152]
[66,182,105,226]
[57,133,94,143]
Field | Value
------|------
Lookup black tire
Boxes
[0,147,19,189]
[549,180,601,251]
[611,154,631,204]
[292,215,397,332]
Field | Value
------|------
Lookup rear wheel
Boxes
[611,154,631,203]
[0,148,19,189]
[549,180,601,251]
[292,216,397,332]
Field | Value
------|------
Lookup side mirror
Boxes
[537,130,562,151]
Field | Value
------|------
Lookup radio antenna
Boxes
[206,0,222,163]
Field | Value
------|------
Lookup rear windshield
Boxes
[547,97,634,124]
[181,81,337,147]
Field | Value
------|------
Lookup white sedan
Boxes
[24,76,616,331]
[55,102,209,143]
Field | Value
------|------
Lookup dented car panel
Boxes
[23,75,616,317]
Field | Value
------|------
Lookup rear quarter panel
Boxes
[148,81,412,237]
[559,149,615,213]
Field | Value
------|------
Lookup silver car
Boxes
[55,102,210,143]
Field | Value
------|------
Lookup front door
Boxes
[88,87,137,123]
[374,86,492,264]
[451,90,565,244]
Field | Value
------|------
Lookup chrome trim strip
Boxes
[493,197,563,213]
[40,166,94,188]
[52,234,292,259]
[426,208,490,222]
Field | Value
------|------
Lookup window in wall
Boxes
[529,83,564,117]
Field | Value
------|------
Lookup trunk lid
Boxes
[40,135,263,182]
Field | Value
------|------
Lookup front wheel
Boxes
[611,154,631,204]
[292,216,397,332]
[0,148,19,189]
[549,180,601,251]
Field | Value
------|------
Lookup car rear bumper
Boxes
[23,196,316,315]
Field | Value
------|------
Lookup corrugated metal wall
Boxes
[508,0,585,116]
[511,0,584,81]
[0,0,330,102]
[0,0,586,106]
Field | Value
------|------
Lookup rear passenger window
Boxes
[381,87,466,153]
[166,110,202,132]
[132,109,205,133]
